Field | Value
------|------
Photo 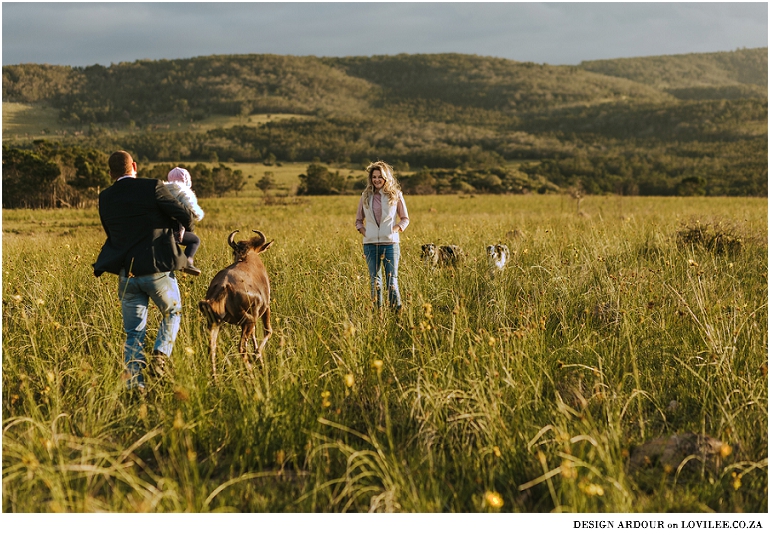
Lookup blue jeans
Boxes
[118,271,181,387]
[363,244,402,309]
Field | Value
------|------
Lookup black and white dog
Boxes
[486,243,510,278]
[421,243,464,269]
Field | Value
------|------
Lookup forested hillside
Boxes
[2,48,767,206]
[580,48,768,99]
[3,53,677,124]
[328,54,672,112]
[4,55,377,123]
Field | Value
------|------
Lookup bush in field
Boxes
[145,161,245,197]
[400,167,436,195]
[1,146,61,208]
[676,217,745,255]
[256,171,276,196]
[297,162,348,195]
[1,144,110,208]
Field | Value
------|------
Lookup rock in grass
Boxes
[627,432,733,484]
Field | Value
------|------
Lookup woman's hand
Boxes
[392,226,401,233]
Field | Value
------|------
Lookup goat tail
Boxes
[199,299,219,326]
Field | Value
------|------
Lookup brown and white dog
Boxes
[421,243,464,268]
[486,243,510,278]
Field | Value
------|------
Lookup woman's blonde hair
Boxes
[363,161,401,205]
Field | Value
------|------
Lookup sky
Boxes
[1,2,768,67]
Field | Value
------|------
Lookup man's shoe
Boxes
[182,261,201,276]
[124,381,146,400]
[182,266,201,276]
[149,350,169,379]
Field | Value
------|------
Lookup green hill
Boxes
[328,54,671,112]
[2,50,766,199]
[2,63,80,103]
[3,53,676,126]
[579,47,767,100]
[4,55,377,124]
[5,50,764,128]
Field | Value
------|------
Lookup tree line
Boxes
[9,93,761,197]
[1,143,247,209]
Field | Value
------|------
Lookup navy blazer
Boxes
[93,177,195,277]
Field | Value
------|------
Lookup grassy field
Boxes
[2,194,767,513]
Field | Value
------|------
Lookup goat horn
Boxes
[227,230,239,249]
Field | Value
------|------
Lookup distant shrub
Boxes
[2,144,110,208]
[676,218,744,255]
[145,161,245,197]
[297,163,348,195]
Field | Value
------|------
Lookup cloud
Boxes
[2,2,767,66]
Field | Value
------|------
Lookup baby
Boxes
[165,167,205,276]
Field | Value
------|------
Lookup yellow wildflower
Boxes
[173,410,184,430]
[581,483,605,496]
[184,347,194,356]
[344,374,355,388]
[22,452,39,470]
[484,491,504,509]
[372,359,384,372]
[343,321,356,338]
[492,446,501,458]
[720,444,733,458]
[561,460,577,479]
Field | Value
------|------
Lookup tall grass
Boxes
[3,195,767,512]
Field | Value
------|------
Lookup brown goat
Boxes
[199,230,273,377]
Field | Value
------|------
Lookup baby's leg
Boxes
[181,231,201,260]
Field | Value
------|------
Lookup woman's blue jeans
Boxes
[118,271,181,387]
[363,243,402,309]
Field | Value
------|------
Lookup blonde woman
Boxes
[355,161,410,311]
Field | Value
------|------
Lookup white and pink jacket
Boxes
[165,167,204,222]
[355,190,409,245]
